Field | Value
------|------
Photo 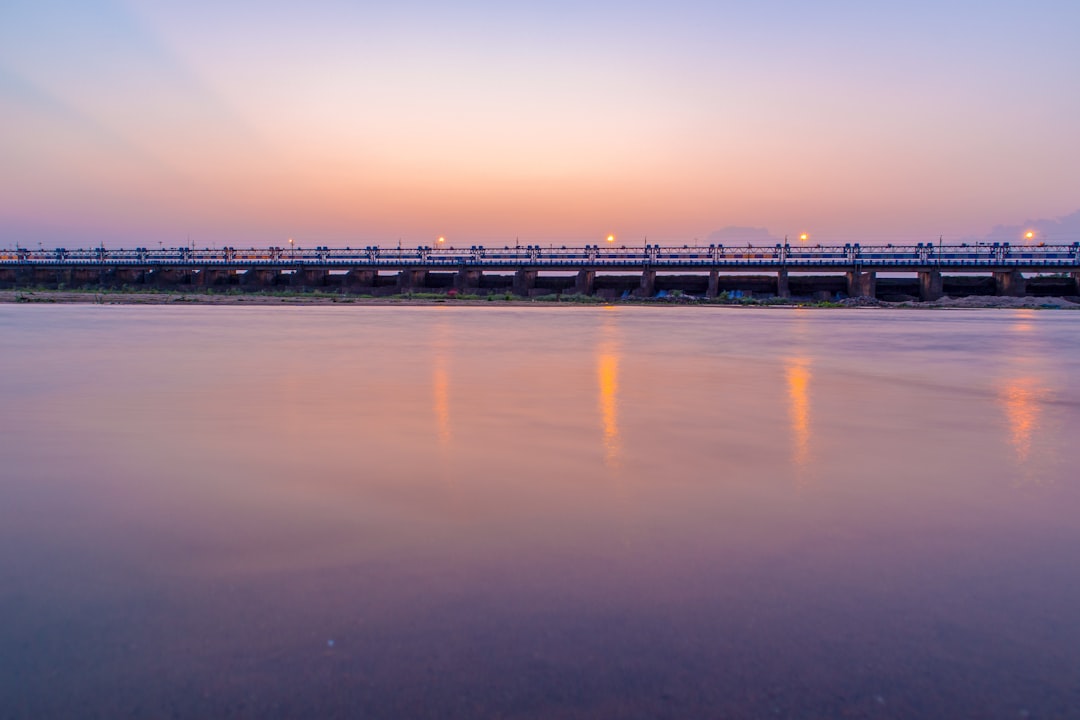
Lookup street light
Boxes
[288,237,295,259]
[606,234,615,244]
[1024,230,1035,242]
[799,233,809,243]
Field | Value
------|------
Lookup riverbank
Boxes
[2,288,1079,309]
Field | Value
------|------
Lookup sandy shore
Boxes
[2,289,1078,309]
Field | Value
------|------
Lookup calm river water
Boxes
[2,305,1079,719]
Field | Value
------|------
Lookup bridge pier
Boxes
[1073,272,1080,296]
[292,268,328,289]
[29,266,71,288]
[194,267,231,288]
[638,269,656,297]
[575,270,595,295]
[919,270,943,301]
[994,270,1026,297]
[0,267,17,288]
[70,268,103,288]
[345,269,376,291]
[111,267,147,287]
[513,269,537,296]
[100,268,118,288]
[846,270,876,298]
[707,269,719,298]
[397,268,428,292]
[241,268,278,289]
[456,269,482,293]
[15,267,34,287]
[777,269,790,298]
[150,267,193,288]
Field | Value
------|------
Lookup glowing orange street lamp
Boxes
[437,236,446,245]
[288,237,294,259]
[606,234,616,243]
[1024,230,1035,241]
[799,233,809,242]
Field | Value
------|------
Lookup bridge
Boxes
[2,242,1079,300]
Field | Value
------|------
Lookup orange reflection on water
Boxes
[785,357,812,475]
[432,317,452,448]
[597,352,620,467]
[1011,309,1036,334]
[1001,377,1045,465]
[597,308,622,469]
[999,311,1054,483]
[433,356,451,447]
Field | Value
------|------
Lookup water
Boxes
[1,305,1079,718]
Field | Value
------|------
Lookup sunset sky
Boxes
[2,0,1078,248]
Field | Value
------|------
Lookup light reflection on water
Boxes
[1,305,1080,718]
[785,356,812,478]
[596,307,622,470]
[432,319,453,449]
[997,310,1058,485]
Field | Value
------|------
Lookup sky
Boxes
[1,0,1078,248]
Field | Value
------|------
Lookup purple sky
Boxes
[2,0,1078,248]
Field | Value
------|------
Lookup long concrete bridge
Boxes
[2,242,1079,300]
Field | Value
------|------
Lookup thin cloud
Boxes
[966,209,1080,245]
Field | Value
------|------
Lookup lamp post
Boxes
[289,237,295,260]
